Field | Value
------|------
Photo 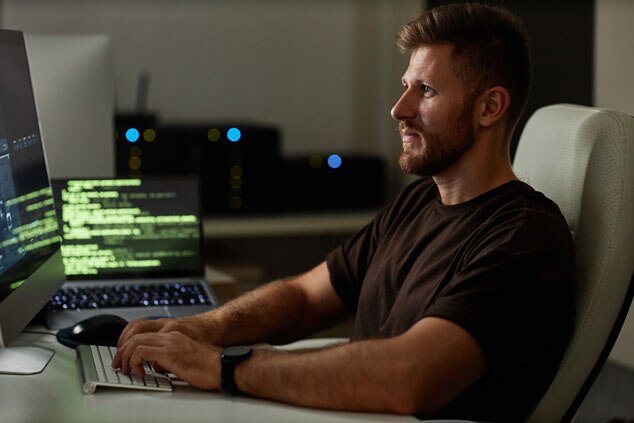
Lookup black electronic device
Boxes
[115,121,282,215]
[57,315,128,348]
[278,154,387,212]
[114,117,388,214]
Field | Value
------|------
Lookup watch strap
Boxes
[220,346,253,395]
[221,359,241,395]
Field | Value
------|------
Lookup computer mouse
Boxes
[57,314,129,348]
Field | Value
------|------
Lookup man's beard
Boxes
[398,106,475,177]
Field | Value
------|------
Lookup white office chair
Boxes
[513,104,634,422]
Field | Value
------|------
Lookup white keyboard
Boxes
[76,344,173,394]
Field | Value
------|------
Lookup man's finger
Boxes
[115,333,168,373]
[152,361,168,373]
[130,345,166,377]
[117,319,164,348]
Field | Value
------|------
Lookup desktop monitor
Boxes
[24,33,115,179]
[0,29,65,373]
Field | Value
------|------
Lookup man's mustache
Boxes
[398,121,424,135]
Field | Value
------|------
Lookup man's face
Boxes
[391,45,476,177]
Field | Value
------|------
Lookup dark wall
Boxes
[425,0,595,158]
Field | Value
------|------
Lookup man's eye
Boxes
[422,85,434,95]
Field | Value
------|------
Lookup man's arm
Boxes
[236,316,485,415]
[115,315,485,416]
[205,261,350,345]
[115,262,348,351]
[114,261,486,415]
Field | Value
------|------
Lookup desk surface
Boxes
[2,330,419,423]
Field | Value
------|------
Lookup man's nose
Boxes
[391,89,417,121]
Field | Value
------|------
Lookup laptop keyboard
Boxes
[50,282,212,311]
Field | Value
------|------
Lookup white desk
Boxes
[2,330,419,423]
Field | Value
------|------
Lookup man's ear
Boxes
[476,86,511,128]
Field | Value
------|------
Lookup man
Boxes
[113,3,576,420]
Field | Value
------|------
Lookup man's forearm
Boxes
[202,278,310,346]
[115,311,483,417]
[234,338,423,415]
[200,263,346,346]
[230,317,485,417]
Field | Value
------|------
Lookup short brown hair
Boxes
[396,2,531,134]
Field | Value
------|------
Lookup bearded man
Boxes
[114,3,576,421]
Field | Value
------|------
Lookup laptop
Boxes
[46,176,219,329]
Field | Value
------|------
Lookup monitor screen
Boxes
[0,29,64,352]
[52,177,203,280]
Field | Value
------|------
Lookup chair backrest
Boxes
[513,104,634,422]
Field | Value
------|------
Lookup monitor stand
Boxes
[0,347,55,375]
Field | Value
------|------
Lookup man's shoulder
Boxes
[478,181,573,252]
[483,180,565,219]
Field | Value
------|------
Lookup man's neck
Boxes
[432,135,517,205]
[433,167,517,205]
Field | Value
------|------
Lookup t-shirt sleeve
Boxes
[422,209,576,375]
[326,179,431,311]
[326,211,385,311]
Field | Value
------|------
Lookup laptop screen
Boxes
[52,177,204,280]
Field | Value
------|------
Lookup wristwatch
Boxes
[220,345,253,395]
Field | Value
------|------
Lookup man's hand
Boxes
[112,316,214,370]
[116,315,212,348]
[114,331,221,391]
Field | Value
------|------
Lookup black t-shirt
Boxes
[326,177,576,421]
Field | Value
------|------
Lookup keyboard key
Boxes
[117,373,134,385]
[50,282,211,311]
[143,375,158,387]
[156,377,172,388]
[131,374,146,386]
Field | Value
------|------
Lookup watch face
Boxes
[223,345,252,358]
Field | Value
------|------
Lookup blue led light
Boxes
[125,128,140,143]
[327,154,342,169]
[227,127,242,142]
